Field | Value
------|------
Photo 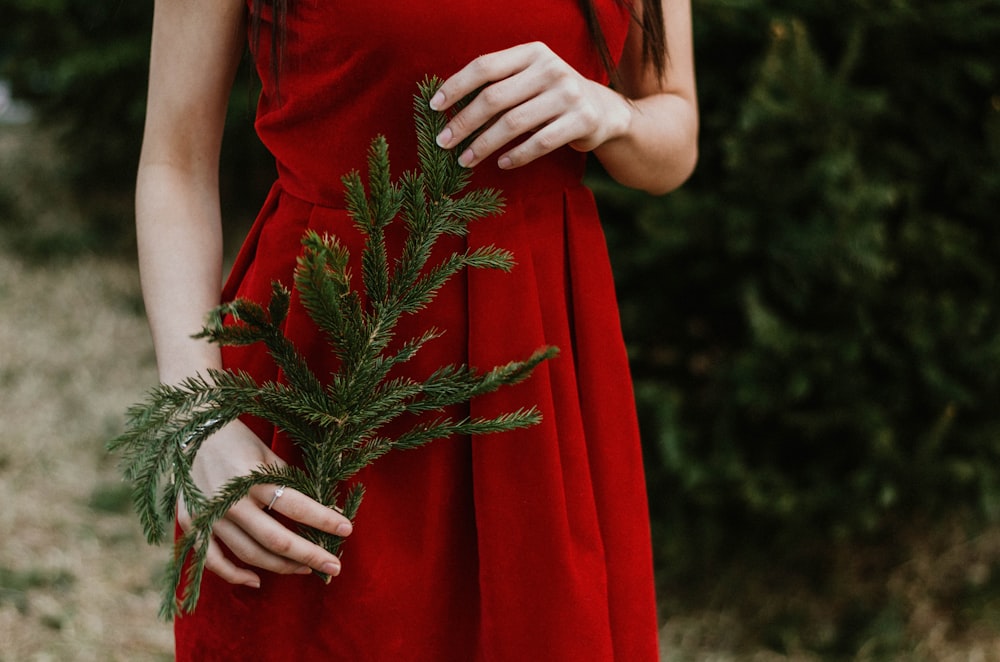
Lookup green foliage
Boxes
[88,481,135,515]
[109,79,556,618]
[1,0,268,250]
[0,565,74,615]
[2,0,150,192]
[594,0,1000,561]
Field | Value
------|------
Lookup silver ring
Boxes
[266,486,285,511]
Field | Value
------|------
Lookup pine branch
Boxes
[109,77,556,617]
[407,346,559,414]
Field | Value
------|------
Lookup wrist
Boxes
[570,82,634,154]
[596,83,635,147]
[154,344,223,385]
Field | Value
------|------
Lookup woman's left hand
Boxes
[430,42,632,170]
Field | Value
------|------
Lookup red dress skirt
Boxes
[174,1,659,659]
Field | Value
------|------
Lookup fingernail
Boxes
[294,565,313,575]
[429,91,445,110]
[244,578,261,589]
[436,127,453,148]
[498,156,513,170]
[335,521,353,536]
[458,149,474,168]
[322,562,341,576]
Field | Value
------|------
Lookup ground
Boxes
[0,249,171,660]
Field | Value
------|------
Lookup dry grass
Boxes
[655,522,1000,661]
[0,119,172,661]
[0,249,173,661]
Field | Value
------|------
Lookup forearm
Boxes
[592,88,698,195]
[136,162,225,384]
[135,0,246,385]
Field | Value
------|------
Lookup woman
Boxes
[136,0,697,659]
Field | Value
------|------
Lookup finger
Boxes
[436,75,545,151]
[499,114,595,169]
[457,94,562,168]
[227,501,344,576]
[430,42,547,112]
[203,536,262,588]
[212,517,312,576]
[252,484,354,538]
[177,495,261,587]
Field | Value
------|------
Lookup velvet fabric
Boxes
[174,1,658,659]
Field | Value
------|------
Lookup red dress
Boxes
[174,1,659,659]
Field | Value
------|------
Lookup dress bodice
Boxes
[249,0,631,206]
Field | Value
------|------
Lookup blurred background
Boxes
[2,1,1000,659]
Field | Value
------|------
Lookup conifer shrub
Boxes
[592,1,1000,563]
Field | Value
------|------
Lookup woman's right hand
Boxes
[178,419,354,588]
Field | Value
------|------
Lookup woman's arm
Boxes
[136,0,243,385]
[593,0,698,193]
[430,0,698,195]
[137,0,351,589]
